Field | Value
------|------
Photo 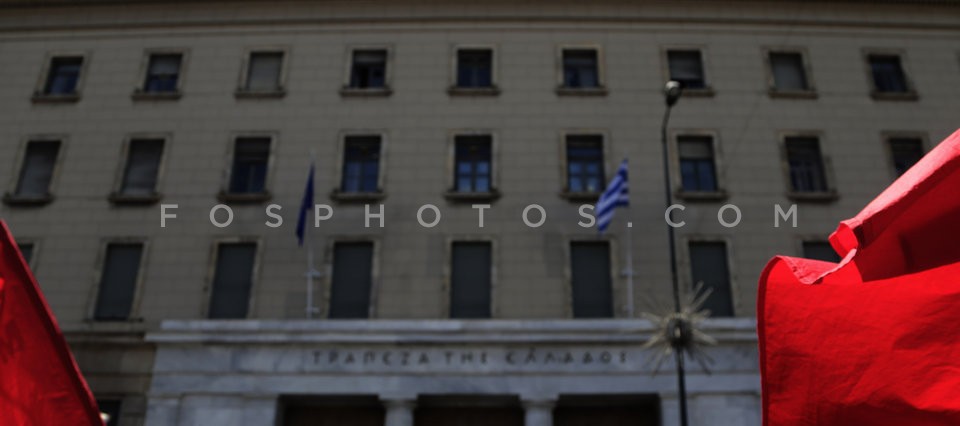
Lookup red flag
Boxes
[758,129,960,425]
[0,221,103,425]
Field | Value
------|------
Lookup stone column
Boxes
[382,398,416,426]
[522,399,555,426]
[143,394,180,426]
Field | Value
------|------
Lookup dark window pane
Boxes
[454,135,493,193]
[785,136,828,192]
[563,49,600,88]
[457,49,493,88]
[208,243,257,319]
[229,137,270,194]
[329,242,374,319]
[677,135,717,192]
[246,52,283,91]
[44,56,83,95]
[283,396,385,426]
[566,135,604,193]
[450,242,492,318]
[94,243,143,321]
[15,140,60,197]
[667,50,705,89]
[570,242,613,318]
[17,242,34,265]
[341,136,381,193]
[803,241,841,263]
[869,55,908,93]
[769,52,808,91]
[120,139,164,196]
[349,50,387,89]
[96,399,122,426]
[144,54,182,93]
[689,241,734,317]
[889,137,924,177]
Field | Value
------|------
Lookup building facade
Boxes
[1,0,958,425]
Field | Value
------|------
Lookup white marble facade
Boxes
[143,319,760,426]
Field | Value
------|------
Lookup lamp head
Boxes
[665,80,683,107]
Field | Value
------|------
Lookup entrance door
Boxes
[554,394,660,426]
[281,396,385,426]
[414,396,523,426]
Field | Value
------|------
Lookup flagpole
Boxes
[625,203,635,318]
[305,151,318,319]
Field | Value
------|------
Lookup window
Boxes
[93,243,143,321]
[565,135,604,194]
[888,137,924,177]
[348,49,388,90]
[561,49,601,89]
[667,49,706,89]
[769,51,810,92]
[16,242,34,265]
[570,241,613,318]
[12,140,60,199]
[42,56,83,96]
[96,399,122,426]
[868,54,909,94]
[688,241,733,317]
[677,135,718,192]
[340,136,382,193]
[456,48,494,89]
[803,241,840,263]
[454,135,493,193]
[785,136,829,193]
[208,242,257,319]
[118,138,164,197]
[329,242,374,319]
[450,242,492,318]
[228,137,271,195]
[142,53,183,94]
[242,51,284,93]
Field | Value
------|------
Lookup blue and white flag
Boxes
[296,163,315,246]
[596,159,629,233]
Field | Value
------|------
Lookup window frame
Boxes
[762,47,817,99]
[680,236,738,317]
[236,46,290,98]
[87,238,149,322]
[559,131,610,201]
[564,236,621,318]
[669,129,727,201]
[331,131,387,202]
[33,51,90,103]
[109,133,169,205]
[15,238,39,271]
[797,237,843,263]
[779,131,838,202]
[133,48,189,100]
[556,45,607,96]
[862,48,918,101]
[443,236,498,319]
[449,45,500,96]
[219,131,277,203]
[661,46,714,96]
[882,130,928,181]
[203,237,262,319]
[340,45,393,97]
[323,237,381,319]
[3,135,66,206]
[445,130,499,201]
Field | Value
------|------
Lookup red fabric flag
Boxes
[0,221,103,425]
[758,128,960,425]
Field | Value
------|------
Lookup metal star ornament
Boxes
[641,281,718,374]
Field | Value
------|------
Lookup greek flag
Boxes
[596,159,629,233]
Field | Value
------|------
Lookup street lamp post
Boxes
[660,80,689,426]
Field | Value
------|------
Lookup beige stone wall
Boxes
[0,1,958,420]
